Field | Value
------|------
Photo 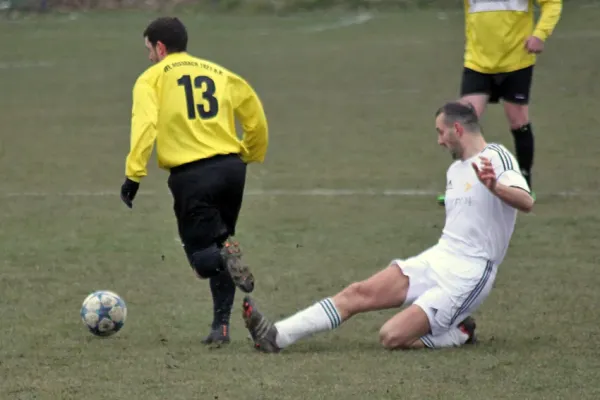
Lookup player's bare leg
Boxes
[437,94,489,206]
[329,265,409,318]
[503,102,529,128]
[242,265,409,353]
[378,304,431,349]
[459,94,488,119]
[379,305,477,350]
[504,101,535,197]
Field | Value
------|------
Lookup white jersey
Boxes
[438,143,530,266]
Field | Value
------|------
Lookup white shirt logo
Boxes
[468,0,529,13]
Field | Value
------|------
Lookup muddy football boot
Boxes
[201,324,230,347]
[221,240,254,293]
[242,296,280,353]
[458,316,477,345]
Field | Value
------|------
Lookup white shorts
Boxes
[393,244,497,336]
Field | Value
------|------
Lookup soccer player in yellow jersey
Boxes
[119,17,269,345]
[439,0,562,205]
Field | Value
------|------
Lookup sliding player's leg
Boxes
[242,264,411,353]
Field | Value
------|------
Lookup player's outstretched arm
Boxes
[231,77,269,164]
[472,156,534,213]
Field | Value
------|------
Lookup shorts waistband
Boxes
[169,153,240,174]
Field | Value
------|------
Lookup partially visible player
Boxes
[243,102,533,353]
[119,17,269,346]
[438,0,562,205]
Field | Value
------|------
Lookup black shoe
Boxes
[201,324,230,347]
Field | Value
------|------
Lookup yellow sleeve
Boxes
[231,77,269,164]
[533,0,562,41]
[125,75,158,182]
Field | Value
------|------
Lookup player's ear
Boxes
[453,121,464,136]
[156,41,167,57]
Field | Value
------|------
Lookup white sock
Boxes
[420,327,469,349]
[274,298,342,349]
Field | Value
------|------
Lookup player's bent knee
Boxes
[379,326,410,350]
[189,244,223,279]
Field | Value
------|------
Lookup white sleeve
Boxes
[484,145,531,193]
[498,170,530,193]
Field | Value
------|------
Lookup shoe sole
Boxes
[228,262,254,293]
[222,243,255,293]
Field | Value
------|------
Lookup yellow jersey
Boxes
[463,0,562,74]
[125,52,269,182]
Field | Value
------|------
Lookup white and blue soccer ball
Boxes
[80,290,127,337]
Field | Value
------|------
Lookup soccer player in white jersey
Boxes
[242,102,535,352]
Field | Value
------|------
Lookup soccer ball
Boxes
[80,290,127,337]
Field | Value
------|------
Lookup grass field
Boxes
[2,4,600,399]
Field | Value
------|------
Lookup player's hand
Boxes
[525,36,544,54]
[472,156,497,191]
[120,178,140,209]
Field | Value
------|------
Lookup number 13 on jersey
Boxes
[177,75,219,120]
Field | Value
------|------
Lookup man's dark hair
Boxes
[143,17,188,53]
[435,101,481,133]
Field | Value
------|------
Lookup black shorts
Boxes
[460,66,533,105]
[167,154,246,253]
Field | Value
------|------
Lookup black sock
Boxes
[510,123,534,187]
[209,271,236,330]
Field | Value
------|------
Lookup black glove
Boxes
[120,178,140,209]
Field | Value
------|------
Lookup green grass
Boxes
[1,6,600,399]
